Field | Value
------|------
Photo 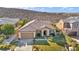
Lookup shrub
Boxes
[32,45,39,51]
[10,40,18,46]
[0,34,5,43]
[0,44,11,50]
[1,24,15,35]
[76,45,79,51]
[34,40,48,45]
[17,18,28,27]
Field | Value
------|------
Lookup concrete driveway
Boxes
[14,39,33,51]
[18,39,33,46]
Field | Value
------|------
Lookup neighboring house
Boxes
[0,17,20,27]
[18,20,56,39]
[56,16,79,36]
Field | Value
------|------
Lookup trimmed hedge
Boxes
[34,40,48,45]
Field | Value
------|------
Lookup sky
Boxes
[24,7,79,13]
[0,0,79,13]
[0,0,58,7]
[0,0,79,7]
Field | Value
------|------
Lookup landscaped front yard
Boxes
[33,39,66,51]
[32,33,72,51]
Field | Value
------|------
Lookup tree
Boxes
[18,20,25,27]
[1,24,15,35]
[17,17,28,27]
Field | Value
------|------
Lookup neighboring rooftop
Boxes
[0,17,20,25]
[63,16,79,23]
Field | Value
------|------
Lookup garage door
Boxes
[21,32,34,39]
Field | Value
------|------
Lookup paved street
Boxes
[3,34,17,45]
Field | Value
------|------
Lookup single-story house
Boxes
[56,16,79,36]
[18,20,56,39]
[0,17,20,27]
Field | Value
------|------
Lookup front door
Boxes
[43,30,47,36]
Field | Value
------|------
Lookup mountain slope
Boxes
[0,7,79,22]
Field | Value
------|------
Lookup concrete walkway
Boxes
[72,38,79,44]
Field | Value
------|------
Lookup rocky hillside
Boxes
[0,7,79,22]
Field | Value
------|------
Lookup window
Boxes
[36,30,41,37]
[64,22,71,28]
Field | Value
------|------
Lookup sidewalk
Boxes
[15,45,32,51]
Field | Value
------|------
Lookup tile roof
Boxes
[64,16,79,23]
[19,19,53,32]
